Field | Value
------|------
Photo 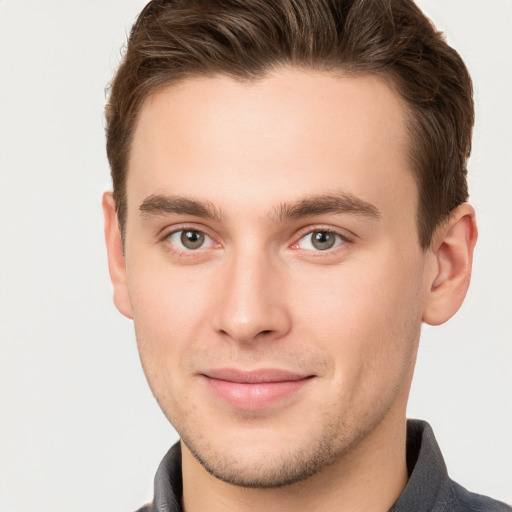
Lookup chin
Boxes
[179,415,361,489]
[184,437,335,488]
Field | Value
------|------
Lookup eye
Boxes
[167,229,213,251]
[296,230,345,251]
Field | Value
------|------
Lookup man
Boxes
[102,0,511,510]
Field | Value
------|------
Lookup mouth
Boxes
[200,368,315,410]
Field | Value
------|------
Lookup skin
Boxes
[103,68,477,512]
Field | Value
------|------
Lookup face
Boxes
[117,69,431,487]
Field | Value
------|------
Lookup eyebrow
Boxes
[139,192,380,223]
[139,195,223,222]
[271,193,381,222]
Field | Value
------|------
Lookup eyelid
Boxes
[158,223,354,254]
[160,222,217,240]
[290,225,355,251]
[160,224,221,253]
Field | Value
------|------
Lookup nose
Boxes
[211,248,292,344]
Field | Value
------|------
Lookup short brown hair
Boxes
[105,0,474,249]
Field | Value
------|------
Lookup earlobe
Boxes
[102,191,133,319]
[422,203,478,326]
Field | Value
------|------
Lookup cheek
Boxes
[128,249,214,330]
[292,252,424,389]
[126,264,217,426]
[126,258,214,383]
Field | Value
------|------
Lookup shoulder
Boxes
[134,505,152,512]
[446,481,512,512]
[393,420,511,512]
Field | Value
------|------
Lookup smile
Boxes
[200,368,315,410]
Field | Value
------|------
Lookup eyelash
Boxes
[291,227,352,253]
[160,225,218,255]
[160,225,353,256]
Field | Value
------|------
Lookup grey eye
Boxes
[168,229,211,250]
[297,230,344,251]
[180,230,205,249]
[311,231,336,250]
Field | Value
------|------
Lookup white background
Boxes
[0,1,510,510]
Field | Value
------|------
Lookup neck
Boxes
[181,410,409,512]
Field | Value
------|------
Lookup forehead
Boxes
[127,68,415,224]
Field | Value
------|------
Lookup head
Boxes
[103,0,477,490]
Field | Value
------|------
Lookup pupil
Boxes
[181,230,204,249]
[312,231,335,250]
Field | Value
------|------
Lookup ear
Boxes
[422,203,478,326]
[102,191,133,319]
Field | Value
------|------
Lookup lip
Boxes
[200,368,314,410]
